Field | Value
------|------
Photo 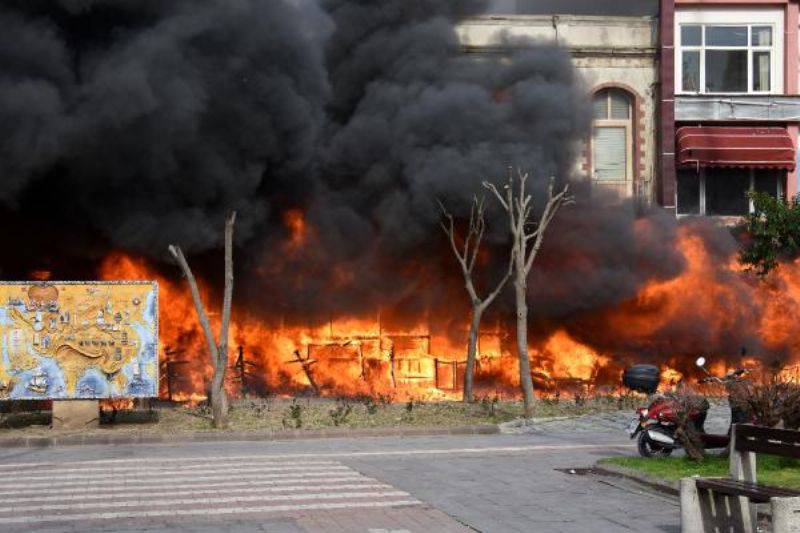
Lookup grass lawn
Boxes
[600,455,800,490]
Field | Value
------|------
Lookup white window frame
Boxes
[675,8,784,95]
[590,89,633,195]
[677,169,784,217]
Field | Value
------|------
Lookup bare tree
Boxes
[168,212,236,429]
[439,196,510,403]
[484,170,573,418]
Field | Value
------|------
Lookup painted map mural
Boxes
[0,282,158,400]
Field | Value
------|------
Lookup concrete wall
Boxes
[457,15,659,203]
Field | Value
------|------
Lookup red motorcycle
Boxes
[624,357,750,458]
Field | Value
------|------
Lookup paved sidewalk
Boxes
[0,453,467,532]
[0,432,680,532]
[527,400,730,436]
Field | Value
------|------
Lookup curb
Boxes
[593,462,680,496]
[0,424,500,449]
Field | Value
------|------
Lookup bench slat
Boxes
[695,478,800,503]
[735,424,800,459]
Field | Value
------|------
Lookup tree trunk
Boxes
[212,212,236,429]
[168,211,236,430]
[515,279,535,418]
[463,305,483,403]
[210,363,228,428]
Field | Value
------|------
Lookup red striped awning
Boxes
[677,126,796,170]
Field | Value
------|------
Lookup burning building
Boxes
[2,0,800,402]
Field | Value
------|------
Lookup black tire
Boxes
[637,431,674,458]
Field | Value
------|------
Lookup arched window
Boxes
[591,88,633,184]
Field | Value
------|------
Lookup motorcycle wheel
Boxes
[637,431,674,458]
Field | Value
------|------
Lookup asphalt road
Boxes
[0,426,680,533]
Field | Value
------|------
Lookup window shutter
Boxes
[609,91,630,119]
[593,127,627,181]
[592,93,607,120]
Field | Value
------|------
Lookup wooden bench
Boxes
[681,424,800,533]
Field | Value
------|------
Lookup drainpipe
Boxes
[785,0,799,198]
[659,0,677,213]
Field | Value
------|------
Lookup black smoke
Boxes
[1,0,330,268]
[0,0,589,303]
[244,0,594,325]
[3,0,780,366]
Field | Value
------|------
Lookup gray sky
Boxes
[486,0,659,16]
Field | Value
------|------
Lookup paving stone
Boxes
[0,432,680,532]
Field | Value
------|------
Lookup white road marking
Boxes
[0,490,411,513]
[0,483,392,504]
[0,457,424,525]
[7,469,364,490]
[0,475,370,497]
[14,463,351,482]
[0,459,339,476]
[0,499,423,525]
[0,443,634,470]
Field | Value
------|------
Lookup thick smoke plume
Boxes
[1,0,330,262]
[1,0,588,303]
[2,0,792,370]
[252,0,592,324]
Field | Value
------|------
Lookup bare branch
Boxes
[217,211,237,369]
[168,244,219,368]
[523,182,571,275]
[482,181,509,212]
[439,192,508,308]
[467,196,486,273]
[438,199,469,272]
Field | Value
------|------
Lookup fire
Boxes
[29,270,52,281]
[100,398,135,411]
[604,227,800,370]
[96,218,800,402]
[540,330,608,382]
[284,209,308,251]
[660,367,683,387]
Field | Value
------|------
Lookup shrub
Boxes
[282,399,303,429]
[480,395,499,417]
[740,192,800,276]
[664,390,709,461]
[781,384,800,429]
[329,401,353,427]
[363,397,378,415]
[729,380,787,428]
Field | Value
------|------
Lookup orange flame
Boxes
[96,218,800,401]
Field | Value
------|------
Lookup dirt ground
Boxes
[0,395,641,437]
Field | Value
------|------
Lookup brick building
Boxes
[660,0,799,217]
